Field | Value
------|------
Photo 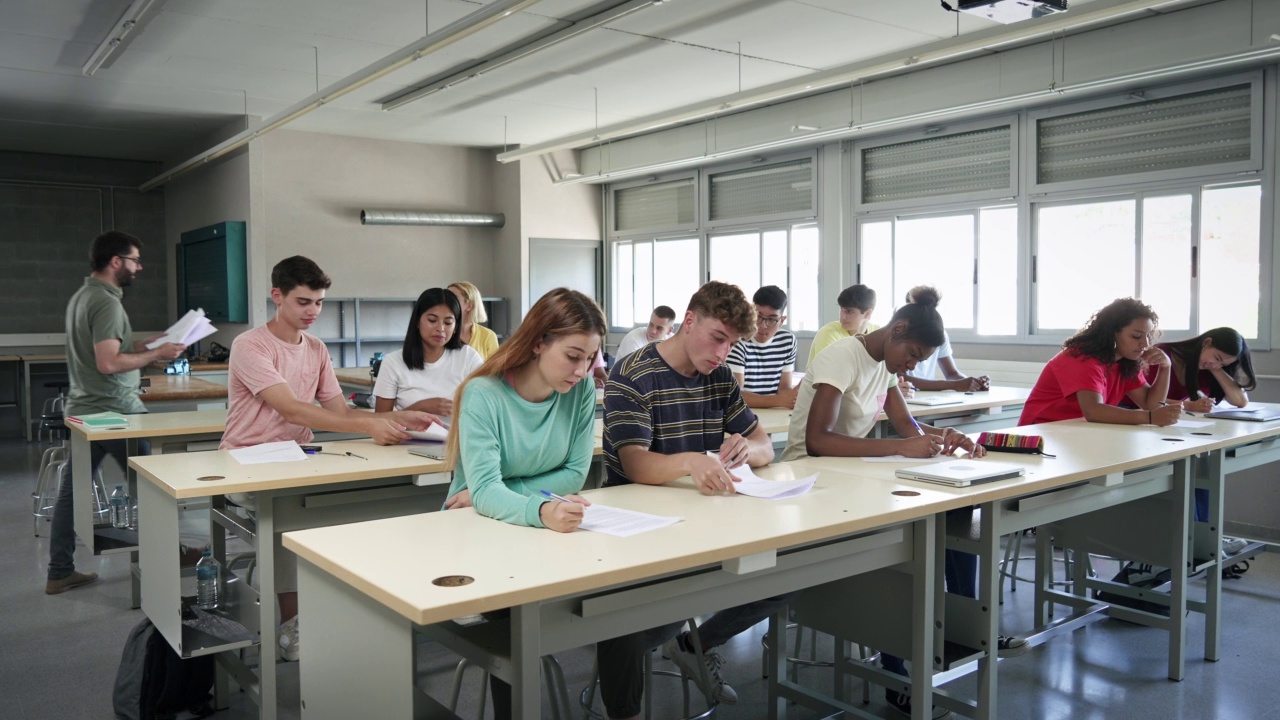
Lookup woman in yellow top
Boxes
[448,280,499,360]
[807,284,878,366]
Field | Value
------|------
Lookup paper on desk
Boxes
[1141,418,1214,429]
[704,452,817,499]
[861,455,952,463]
[228,440,308,464]
[405,424,449,442]
[578,504,682,537]
[147,308,217,349]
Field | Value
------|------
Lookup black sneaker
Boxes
[997,634,1029,658]
[886,690,952,719]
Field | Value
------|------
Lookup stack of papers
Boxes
[147,308,217,349]
[228,441,308,465]
[406,424,449,442]
[578,504,682,537]
[67,412,129,429]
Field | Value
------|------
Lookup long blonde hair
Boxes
[448,281,488,325]
[444,288,607,470]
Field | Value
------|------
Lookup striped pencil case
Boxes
[976,432,1054,457]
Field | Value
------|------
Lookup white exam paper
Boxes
[406,424,449,442]
[705,452,818,499]
[228,440,308,465]
[578,504,682,537]
[861,455,952,463]
[147,308,217,349]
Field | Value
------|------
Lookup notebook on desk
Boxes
[1204,408,1280,422]
[904,395,964,407]
[895,460,1025,487]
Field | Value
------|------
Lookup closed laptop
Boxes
[895,460,1025,487]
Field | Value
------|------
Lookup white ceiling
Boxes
[0,0,1105,163]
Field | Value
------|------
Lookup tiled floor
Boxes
[3,436,1279,719]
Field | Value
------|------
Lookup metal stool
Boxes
[999,528,1080,605]
[32,450,109,536]
[447,655,572,720]
[37,396,67,444]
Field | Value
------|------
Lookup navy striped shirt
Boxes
[726,330,797,394]
[603,343,758,487]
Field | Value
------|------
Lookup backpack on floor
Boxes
[113,618,216,720]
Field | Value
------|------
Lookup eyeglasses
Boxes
[116,255,143,268]
[758,316,783,327]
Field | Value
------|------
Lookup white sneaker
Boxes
[1222,537,1248,556]
[277,616,299,662]
[662,636,737,705]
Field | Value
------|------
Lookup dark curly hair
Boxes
[688,281,757,338]
[888,286,946,347]
[1064,298,1159,379]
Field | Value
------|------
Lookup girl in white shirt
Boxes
[374,287,483,419]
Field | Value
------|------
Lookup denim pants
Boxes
[882,506,978,678]
[47,437,150,581]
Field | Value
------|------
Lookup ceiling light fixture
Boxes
[140,0,539,191]
[82,0,167,76]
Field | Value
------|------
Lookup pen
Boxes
[541,490,571,503]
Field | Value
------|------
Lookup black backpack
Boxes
[113,618,216,720]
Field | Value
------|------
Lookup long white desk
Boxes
[283,458,961,720]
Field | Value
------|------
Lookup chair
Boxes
[36,383,68,444]
[999,528,1080,605]
[447,655,572,720]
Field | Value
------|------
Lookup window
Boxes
[610,238,700,329]
[858,207,1016,335]
[708,224,821,331]
[1032,183,1261,338]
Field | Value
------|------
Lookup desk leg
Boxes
[511,603,543,720]
[71,433,94,555]
[1168,458,1191,681]
[297,559,417,719]
[127,437,141,609]
[1201,450,1223,662]
[260,497,278,720]
[975,503,1000,720]
[21,360,31,442]
[913,515,937,720]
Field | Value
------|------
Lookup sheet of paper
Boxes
[861,455,952,463]
[405,424,449,442]
[147,308,217,349]
[703,452,817,499]
[1141,419,1214,428]
[228,440,308,465]
[578,504,682,537]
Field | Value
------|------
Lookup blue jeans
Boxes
[47,437,150,581]
[882,507,977,678]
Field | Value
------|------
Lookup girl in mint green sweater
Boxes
[443,287,607,533]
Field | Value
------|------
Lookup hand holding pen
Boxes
[539,490,592,533]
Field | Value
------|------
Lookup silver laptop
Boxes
[895,460,1025,487]
[408,445,446,461]
[1204,407,1280,422]
[904,395,964,407]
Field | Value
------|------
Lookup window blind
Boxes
[708,158,814,221]
[861,126,1011,204]
[614,179,695,232]
[1037,84,1252,185]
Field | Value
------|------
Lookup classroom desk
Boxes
[141,374,229,411]
[20,353,67,442]
[789,411,1280,720]
[282,458,956,720]
[67,409,228,607]
[333,366,374,392]
[876,385,1031,436]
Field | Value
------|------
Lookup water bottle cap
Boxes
[115,484,124,489]
[202,549,212,556]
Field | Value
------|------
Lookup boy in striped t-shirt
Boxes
[600,281,783,719]
[726,285,799,409]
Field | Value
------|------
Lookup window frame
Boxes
[706,220,823,335]
[608,171,700,238]
[701,150,818,230]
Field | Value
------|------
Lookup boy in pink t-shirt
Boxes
[221,256,438,662]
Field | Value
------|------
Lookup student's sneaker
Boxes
[886,690,952,719]
[997,634,1029,658]
[662,636,737,705]
[1222,537,1248,556]
[277,616,300,662]
[45,571,99,595]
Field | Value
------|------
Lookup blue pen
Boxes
[541,490,571,503]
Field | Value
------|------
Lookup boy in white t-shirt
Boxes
[615,305,677,360]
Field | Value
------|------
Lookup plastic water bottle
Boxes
[110,485,131,529]
[196,550,220,610]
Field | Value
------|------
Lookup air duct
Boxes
[360,210,506,227]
